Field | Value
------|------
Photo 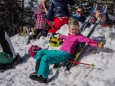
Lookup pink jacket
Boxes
[60,33,98,55]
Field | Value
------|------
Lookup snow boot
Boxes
[10,54,22,67]
[29,74,47,83]
[29,72,38,78]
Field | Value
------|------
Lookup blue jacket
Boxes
[72,13,86,23]
[47,0,75,20]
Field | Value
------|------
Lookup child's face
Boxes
[95,11,100,19]
[69,25,79,35]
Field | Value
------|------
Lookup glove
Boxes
[97,42,104,48]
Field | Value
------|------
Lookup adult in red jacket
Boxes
[47,0,75,34]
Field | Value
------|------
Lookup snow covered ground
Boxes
[0,24,115,86]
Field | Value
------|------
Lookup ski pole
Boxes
[70,60,95,67]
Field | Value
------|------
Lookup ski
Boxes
[65,4,107,71]
[79,3,98,33]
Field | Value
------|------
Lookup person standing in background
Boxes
[27,0,49,44]
[47,0,75,34]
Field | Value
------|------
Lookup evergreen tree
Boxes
[0,0,23,36]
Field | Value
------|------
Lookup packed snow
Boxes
[0,24,115,86]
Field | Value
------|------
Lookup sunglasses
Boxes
[77,11,82,13]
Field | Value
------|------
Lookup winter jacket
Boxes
[47,0,75,20]
[100,19,113,28]
[34,3,49,30]
[60,33,98,55]
[72,13,86,23]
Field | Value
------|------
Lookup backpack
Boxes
[28,45,41,58]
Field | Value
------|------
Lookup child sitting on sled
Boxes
[29,18,104,83]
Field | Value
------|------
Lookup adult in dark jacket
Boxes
[47,0,75,34]
[72,7,86,23]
